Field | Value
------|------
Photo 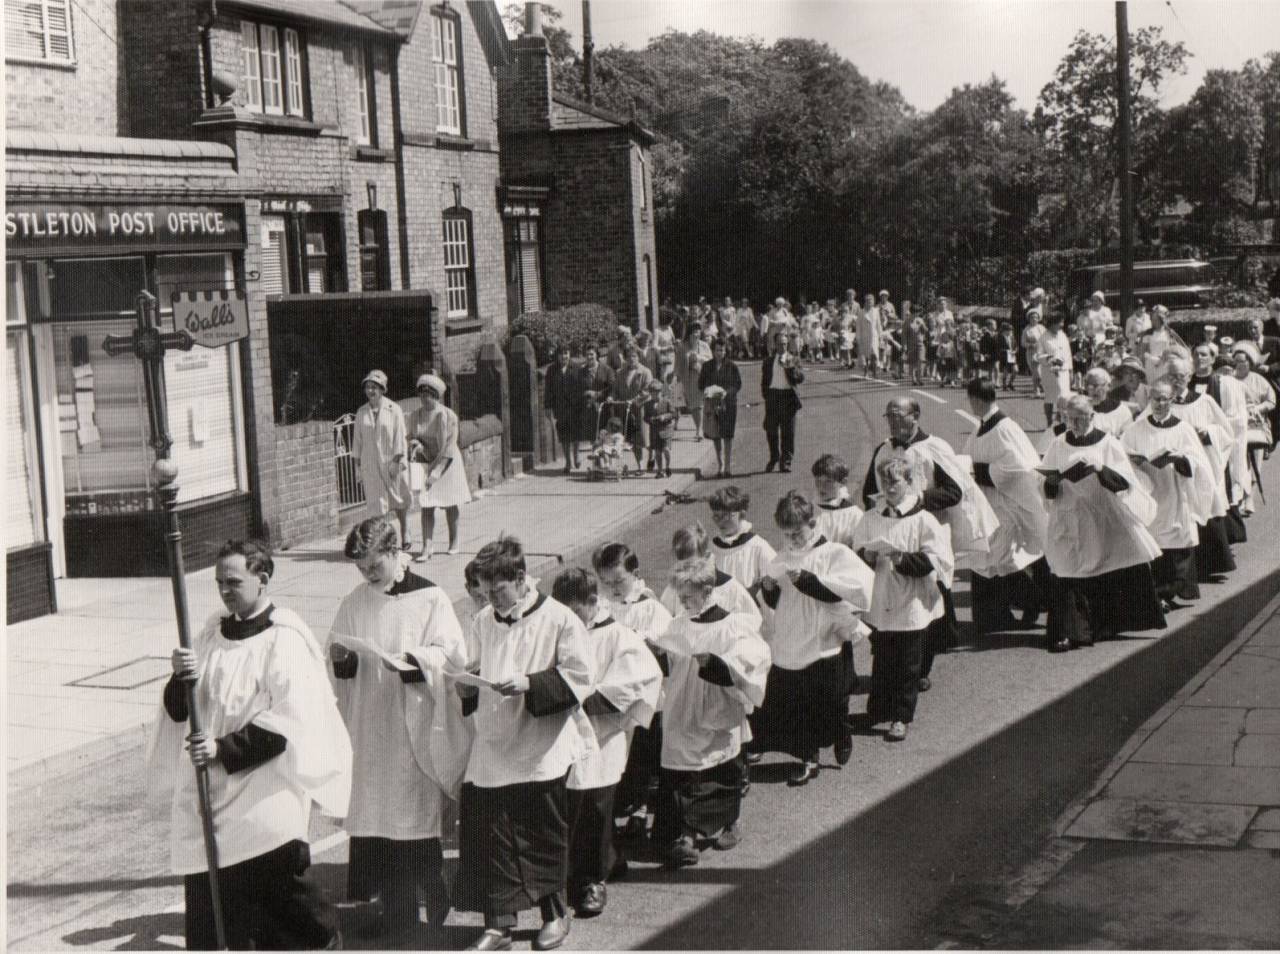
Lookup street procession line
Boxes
[911,388,948,405]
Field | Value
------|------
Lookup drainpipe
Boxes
[582,1,594,104]
[390,43,410,288]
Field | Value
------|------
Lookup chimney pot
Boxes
[525,2,543,37]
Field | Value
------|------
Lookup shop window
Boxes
[431,8,463,136]
[508,217,542,314]
[241,20,307,117]
[48,254,243,508]
[359,209,391,291]
[353,43,377,146]
[5,0,74,64]
[443,209,475,319]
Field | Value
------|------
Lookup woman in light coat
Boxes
[352,369,411,548]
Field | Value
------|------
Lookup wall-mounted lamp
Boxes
[366,181,378,211]
[452,181,462,208]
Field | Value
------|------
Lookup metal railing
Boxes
[333,413,366,509]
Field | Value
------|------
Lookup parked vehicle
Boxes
[1066,259,1217,314]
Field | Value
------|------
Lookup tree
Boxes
[1035,26,1189,249]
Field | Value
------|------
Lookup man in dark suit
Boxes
[762,330,804,472]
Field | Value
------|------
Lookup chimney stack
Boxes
[582,1,594,104]
[498,2,553,134]
[525,2,543,37]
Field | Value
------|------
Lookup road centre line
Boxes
[911,388,947,405]
[954,409,979,425]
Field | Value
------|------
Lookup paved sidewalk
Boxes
[957,589,1280,948]
[7,425,715,788]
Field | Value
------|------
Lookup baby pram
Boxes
[585,399,636,481]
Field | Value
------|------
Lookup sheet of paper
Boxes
[446,670,502,690]
[332,634,417,672]
[858,536,902,558]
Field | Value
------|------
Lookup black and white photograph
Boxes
[6,0,1280,949]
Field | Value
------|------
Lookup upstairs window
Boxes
[5,0,75,64]
[240,20,306,117]
[353,43,376,146]
[443,209,475,319]
[431,9,462,135]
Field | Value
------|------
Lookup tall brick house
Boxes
[5,0,515,621]
[497,6,660,330]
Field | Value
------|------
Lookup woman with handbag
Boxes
[698,338,742,478]
[407,373,471,560]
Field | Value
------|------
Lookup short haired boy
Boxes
[811,454,864,548]
[149,540,352,950]
[592,542,674,842]
[707,486,777,598]
[551,569,663,918]
[752,493,874,782]
[642,380,677,478]
[651,558,771,868]
[850,457,955,742]
[453,536,595,952]
[659,522,762,623]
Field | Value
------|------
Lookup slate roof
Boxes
[225,0,395,35]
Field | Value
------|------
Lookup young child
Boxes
[851,456,954,742]
[592,542,674,844]
[811,454,865,548]
[587,417,628,478]
[936,329,957,387]
[329,516,468,939]
[552,568,663,918]
[998,321,1019,390]
[659,522,762,622]
[651,558,771,868]
[752,493,874,782]
[642,379,677,478]
[150,540,352,950]
[453,536,594,952]
[707,486,777,599]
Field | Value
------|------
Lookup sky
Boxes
[528,0,1280,112]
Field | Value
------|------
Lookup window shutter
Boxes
[44,0,71,59]
[260,24,282,114]
[519,243,541,313]
[260,217,287,295]
[5,0,73,62]
[284,28,304,116]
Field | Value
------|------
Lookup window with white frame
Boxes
[431,10,462,135]
[240,20,306,116]
[443,210,475,319]
[4,0,74,64]
[354,43,373,145]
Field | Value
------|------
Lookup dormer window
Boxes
[240,20,307,117]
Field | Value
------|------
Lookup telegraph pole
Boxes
[1116,1,1135,319]
[582,0,594,104]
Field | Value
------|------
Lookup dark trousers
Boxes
[920,586,958,679]
[763,392,798,467]
[615,715,662,820]
[654,755,746,845]
[867,630,926,724]
[184,840,337,951]
[346,835,447,932]
[567,784,617,887]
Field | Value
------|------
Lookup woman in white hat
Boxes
[407,373,471,559]
[352,370,412,547]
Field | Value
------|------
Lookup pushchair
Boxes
[585,399,635,481]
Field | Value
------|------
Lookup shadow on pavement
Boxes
[62,911,184,949]
[635,569,1280,950]
[7,874,182,897]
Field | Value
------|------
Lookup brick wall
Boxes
[495,35,551,136]
[6,0,122,137]
[119,1,203,138]
[269,421,339,546]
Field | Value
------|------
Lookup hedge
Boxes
[509,304,621,366]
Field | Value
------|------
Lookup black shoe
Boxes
[576,882,606,917]
[664,836,700,868]
[765,460,778,473]
[646,458,655,471]
[617,814,647,841]
[834,732,853,766]
[1049,638,1072,653]
[787,759,819,786]
[744,749,763,765]
[917,676,932,692]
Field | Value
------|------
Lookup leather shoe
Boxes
[834,731,853,766]
[917,676,932,692]
[1049,638,1072,653]
[778,464,792,473]
[467,929,513,951]
[664,835,700,868]
[787,759,819,786]
[713,822,741,850]
[743,749,763,765]
[765,460,778,473]
[534,915,571,951]
[576,882,606,917]
[886,721,908,742]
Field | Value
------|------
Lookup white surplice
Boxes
[329,572,468,837]
[466,589,596,788]
[814,488,866,549]
[760,537,874,669]
[1120,414,1218,549]
[660,570,762,623]
[1162,391,1234,518]
[568,608,663,791]
[148,607,353,875]
[851,501,955,633]
[710,522,777,592]
[1041,430,1162,578]
[655,610,771,772]
[965,411,1048,577]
